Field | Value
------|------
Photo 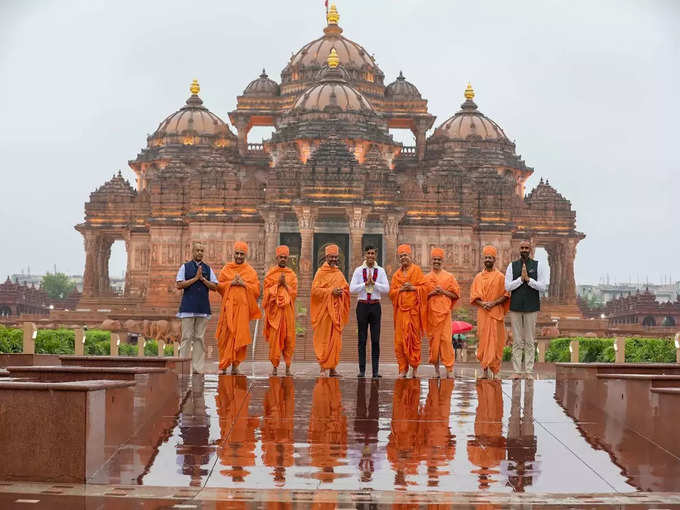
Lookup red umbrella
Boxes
[451,321,473,334]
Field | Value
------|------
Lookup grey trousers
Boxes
[510,311,538,374]
[180,316,208,374]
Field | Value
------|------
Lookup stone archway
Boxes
[662,316,676,327]
[642,316,656,327]
[0,305,11,317]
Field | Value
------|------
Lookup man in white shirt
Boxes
[349,245,390,378]
[504,240,549,379]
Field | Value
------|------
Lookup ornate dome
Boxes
[291,51,375,114]
[243,69,280,97]
[281,4,384,91]
[434,85,509,142]
[385,71,421,99]
[148,80,235,148]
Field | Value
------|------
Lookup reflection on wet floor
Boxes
[97,372,680,493]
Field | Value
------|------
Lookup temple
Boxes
[75,5,584,356]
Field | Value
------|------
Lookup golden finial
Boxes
[190,79,200,95]
[327,3,339,25]
[328,48,339,69]
[464,83,475,100]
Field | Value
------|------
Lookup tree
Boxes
[41,272,76,300]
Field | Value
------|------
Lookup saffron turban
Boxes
[431,247,444,258]
[276,245,289,256]
[325,244,339,256]
[397,244,411,255]
[482,245,497,257]
[234,241,248,254]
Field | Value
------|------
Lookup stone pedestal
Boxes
[22,322,36,355]
[75,328,85,356]
[614,337,626,364]
[569,339,579,363]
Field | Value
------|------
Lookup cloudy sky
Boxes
[1,0,678,285]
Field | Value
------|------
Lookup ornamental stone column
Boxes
[562,239,578,304]
[258,207,280,271]
[293,205,317,293]
[347,205,371,269]
[233,116,251,157]
[96,238,113,296]
[413,118,433,161]
[382,210,404,277]
[82,231,99,297]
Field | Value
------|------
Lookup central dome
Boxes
[281,4,385,97]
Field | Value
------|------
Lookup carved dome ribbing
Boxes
[434,87,509,142]
[291,67,375,114]
[148,82,235,148]
[385,71,421,99]
[243,69,280,97]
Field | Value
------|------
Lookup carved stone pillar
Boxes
[233,116,251,157]
[547,244,559,301]
[413,119,431,161]
[259,207,280,270]
[561,239,578,304]
[347,205,371,269]
[82,231,99,298]
[96,238,113,296]
[382,211,404,277]
[293,205,317,292]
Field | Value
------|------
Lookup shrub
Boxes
[502,346,512,361]
[546,336,674,363]
[118,343,137,356]
[35,329,75,354]
[164,344,174,356]
[0,326,22,353]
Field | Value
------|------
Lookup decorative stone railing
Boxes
[247,143,264,152]
[399,146,416,158]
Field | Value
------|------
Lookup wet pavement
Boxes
[2,363,680,508]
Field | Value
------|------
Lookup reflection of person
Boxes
[349,245,390,378]
[354,378,380,482]
[261,376,295,484]
[507,379,537,492]
[176,242,218,374]
[425,247,460,378]
[179,374,211,486]
[310,244,350,377]
[386,378,424,487]
[262,245,298,376]
[470,245,510,380]
[467,379,506,489]
[216,241,261,375]
[389,244,428,378]
[215,375,259,482]
[422,378,456,486]
[308,377,347,483]
[505,240,548,379]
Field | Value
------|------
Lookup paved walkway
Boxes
[1,363,679,508]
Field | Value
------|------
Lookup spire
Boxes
[397,70,405,81]
[460,83,478,111]
[190,79,200,95]
[260,68,267,78]
[327,3,339,25]
[464,83,475,100]
[328,48,339,69]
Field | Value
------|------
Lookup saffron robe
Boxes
[389,263,428,372]
[216,261,261,371]
[422,378,456,478]
[386,378,425,484]
[261,376,295,473]
[470,269,510,374]
[310,262,350,369]
[425,269,461,370]
[262,266,297,367]
[308,377,347,483]
[467,380,506,479]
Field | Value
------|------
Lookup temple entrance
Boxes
[642,316,656,327]
[313,233,349,279]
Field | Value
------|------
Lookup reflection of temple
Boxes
[75,4,584,356]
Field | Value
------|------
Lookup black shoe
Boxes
[372,374,382,379]
[357,372,366,378]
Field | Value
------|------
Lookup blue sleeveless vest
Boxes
[179,261,213,315]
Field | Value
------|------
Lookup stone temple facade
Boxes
[75,5,584,358]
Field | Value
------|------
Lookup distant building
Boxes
[577,282,680,305]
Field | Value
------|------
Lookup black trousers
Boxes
[357,301,381,375]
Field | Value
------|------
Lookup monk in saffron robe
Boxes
[470,245,510,380]
[425,247,461,378]
[422,378,456,485]
[216,241,261,374]
[310,244,350,377]
[262,245,297,376]
[389,244,428,378]
[261,376,295,484]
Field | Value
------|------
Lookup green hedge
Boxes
[546,337,676,363]
[0,327,174,357]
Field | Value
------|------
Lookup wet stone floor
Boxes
[3,364,680,508]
